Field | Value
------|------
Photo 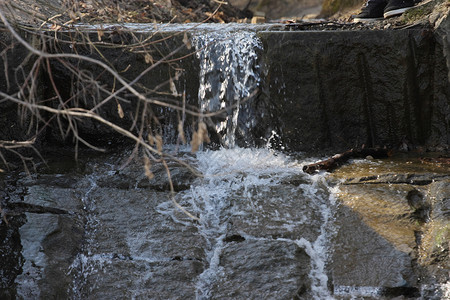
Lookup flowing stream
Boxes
[179,148,335,299]
[2,24,449,300]
[62,27,339,298]
[192,28,261,147]
[64,147,337,299]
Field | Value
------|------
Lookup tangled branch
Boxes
[0,1,255,220]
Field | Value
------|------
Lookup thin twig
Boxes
[0,91,203,177]
[162,158,199,221]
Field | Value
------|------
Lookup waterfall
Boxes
[190,26,335,298]
[66,25,337,299]
[176,148,336,299]
[192,27,262,148]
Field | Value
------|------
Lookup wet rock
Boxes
[418,179,450,285]
[0,171,87,299]
[20,181,85,214]
[0,214,25,300]
[15,212,84,299]
[65,186,206,298]
[331,188,418,290]
[135,160,198,192]
[228,183,324,241]
[210,239,312,299]
[88,154,198,192]
[3,162,207,298]
[345,173,449,185]
[428,179,450,220]
[6,174,86,299]
[5,202,69,216]
[407,189,430,223]
[40,215,84,299]
[86,188,205,261]
[330,157,450,298]
[70,259,202,299]
[258,27,449,152]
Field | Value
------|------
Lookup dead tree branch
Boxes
[303,148,390,174]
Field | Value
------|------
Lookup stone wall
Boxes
[0,18,449,155]
[258,27,449,152]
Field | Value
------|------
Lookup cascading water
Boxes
[58,146,336,299]
[6,24,449,300]
[192,27,262,147]
[182,148,336,299]
[189,28,336,297]
[62,26,338,299]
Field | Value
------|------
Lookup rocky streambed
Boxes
[0,1,449,298]
[0,147,448,299]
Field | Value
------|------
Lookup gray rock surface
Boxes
[258,27,449,152]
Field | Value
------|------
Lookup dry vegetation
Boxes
[5,0,249,25]
[0,0,250,218]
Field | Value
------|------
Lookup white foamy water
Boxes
[333,285,383,298]
[71,22,278,33]
[172,147,336,299]
[297,173,337,300]
[192,29,262,147]
[60,147,337,299]
[67,175,100,298]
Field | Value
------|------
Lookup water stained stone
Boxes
[85,188,205,261]
[210,239,312,299]
[228,183,323,242]
[330,157,450,299]
[332,203,417,289]
[4,175,87,299]
[70,259,203,299]
[0,214,25,300]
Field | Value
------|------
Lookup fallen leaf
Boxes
[191,122,210,153]
[97,25,104,41]
[169,78,179,97]
[178,121,186,144]
[183,32,192,50]
[191,131,200,153]
[117,103,124,118]
[144,156,155,180]
[144,53,153,64]
[155,135,163,153]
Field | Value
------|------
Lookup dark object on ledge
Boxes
[302,147,390,174]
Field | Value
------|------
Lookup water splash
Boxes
[175,148,336,299]
[189,148,294,298]
[297,173,337,300]
[68,174,101,298]
[192,29,262,147]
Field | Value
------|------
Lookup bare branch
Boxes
[0,90,203,177]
